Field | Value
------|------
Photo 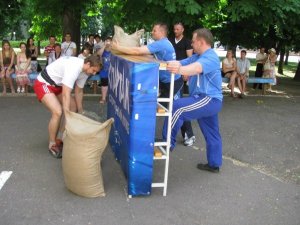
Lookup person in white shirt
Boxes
[33,55,101,158]
[78,44,91,59]
[236,50,251,98]
[48,43,61,65]
[253,47,266,89]
[61,33,77,56]
[94,35,104,52]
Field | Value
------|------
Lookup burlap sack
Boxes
[62,111,114,198]
[112,25,144,54]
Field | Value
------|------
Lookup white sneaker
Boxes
[184,136,195,146]
[17,87,21,93]
[21,87,25,93]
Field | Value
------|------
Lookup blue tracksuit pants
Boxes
[162,94,223,167]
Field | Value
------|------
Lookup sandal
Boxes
[99,100,106,104]
[49,144,62,158]
[230,93,237,98]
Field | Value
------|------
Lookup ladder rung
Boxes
[154,155,167,160]
[157,98,171,103]
[156,112,171,117]
[154,142,168,146]
[152,183,165,188]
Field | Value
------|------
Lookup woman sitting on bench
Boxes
[222,50,237,97]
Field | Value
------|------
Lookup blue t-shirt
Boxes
[180,49,223,101]
[147,38,181,83]
[99,50,111,78]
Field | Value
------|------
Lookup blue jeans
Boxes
[162,94,223,167]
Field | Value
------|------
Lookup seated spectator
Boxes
[0,40,16,94]
[48,43,62,65]
[78,44,91,59]
[27,37,41,73]
[61,33,77,56]
[94,35,104,52]
[44,35,56,66]
[236,50,250,98]
[222,50,237,97]
[15,42,31,93]
[263,48,277,91]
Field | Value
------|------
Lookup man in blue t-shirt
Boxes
[97,36,112,103]
[163,28,223,173]
[112,23,183,104]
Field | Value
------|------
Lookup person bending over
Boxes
[33,55,101,158]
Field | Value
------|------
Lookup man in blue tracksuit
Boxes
[163,28,223,172]
[111,23,183,102]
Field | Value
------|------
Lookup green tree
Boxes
[0,0,25,39]
[212,0,300,75]
[27,0,101,53]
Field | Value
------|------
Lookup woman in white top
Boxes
[263,48,277,90]
[61,33,77,57]
[222,50,237,97]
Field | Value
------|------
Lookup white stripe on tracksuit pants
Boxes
[162,94,223,167]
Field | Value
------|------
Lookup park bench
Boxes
[11,72,38,93]
[222,77,275,95]
[10,72,100,94]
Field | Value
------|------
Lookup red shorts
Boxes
[34,79,62,101]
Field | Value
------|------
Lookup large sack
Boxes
[112,25,144,54]
[62,111,114,198]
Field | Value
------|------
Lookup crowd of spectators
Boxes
[221,47,277,98]
[1,31,278,99]
[0,33,109,96]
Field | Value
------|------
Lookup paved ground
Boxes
[0,80,299,225]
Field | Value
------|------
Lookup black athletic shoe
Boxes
[197,163,219,173]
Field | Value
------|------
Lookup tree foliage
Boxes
[0,0,25,39]
[2,0,300,78]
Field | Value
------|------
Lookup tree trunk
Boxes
[284,49,289,65]
[37,40,41,56]
[277,47,285,75]
[294,61,300,81]
[62,7,81,55]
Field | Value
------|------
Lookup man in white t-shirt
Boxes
[236,50,251,98]
[61,33,77,56]
[33,55,101,158]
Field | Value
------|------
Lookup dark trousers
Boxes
[253,63,263,89]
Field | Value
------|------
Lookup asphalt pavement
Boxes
[0,91,299,225]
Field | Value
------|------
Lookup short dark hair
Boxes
[89,34,94,38]
[105,36,112,41]
[84,54,102,68]
[193,28,214,46]
[94,34,100,39]
[154,22,168,35]
[174,22,184,28]
[241,50,247,54]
